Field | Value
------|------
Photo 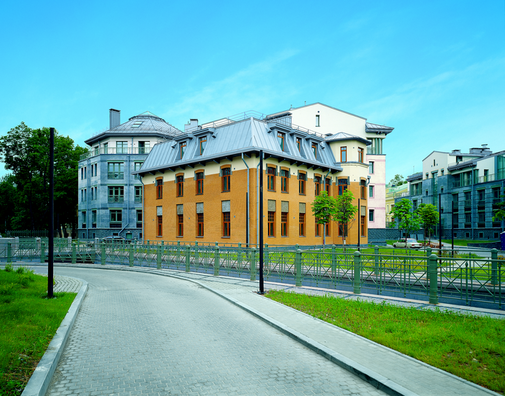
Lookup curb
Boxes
[21,279,88,396]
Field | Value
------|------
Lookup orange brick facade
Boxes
[143,162,368,246]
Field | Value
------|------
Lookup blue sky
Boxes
[1,0,504,181]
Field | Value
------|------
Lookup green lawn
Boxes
[266,290,505,394]
[0,266,76,396]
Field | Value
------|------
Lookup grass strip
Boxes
[266,290,505,394]
[0,266,76,396]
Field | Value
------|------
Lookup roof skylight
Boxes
[132,121,143,128]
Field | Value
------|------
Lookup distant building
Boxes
[400,145,505,240]
[77,109,183,240]
[135,104,394,245]
[385,183,409,226]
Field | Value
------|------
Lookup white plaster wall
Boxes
[475,157,495,173]
[328,141,368,163]
[288,104,366,138]
[367,155,386,228]
[423,151,450,178]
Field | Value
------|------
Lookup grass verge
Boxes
[0,265,76,396]
[266,290,505,394]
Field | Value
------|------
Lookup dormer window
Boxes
[296,137,302,152]
[199,136,207,155]
[312,143,318,159]
[277,132,285,151]
[179,142,186,159]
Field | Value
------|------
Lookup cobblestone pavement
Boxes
[46,267,386,396]
[53,275,82,293]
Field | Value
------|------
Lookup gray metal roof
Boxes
[365,122,394,134]
[325,132,371,146]
[138,117,345,175]
[85,112,183,145]
[407,172,423,182]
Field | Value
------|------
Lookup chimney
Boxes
[184,119,199,133]
[110,109,120,130]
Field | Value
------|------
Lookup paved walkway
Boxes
[14,263,505,395]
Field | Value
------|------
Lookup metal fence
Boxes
[1,239,503,310]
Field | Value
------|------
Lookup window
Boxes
[195,172,204,195]
[315,219,321,237]
[92,210,97,228]
[277,132,285,151]
[338,223,348,237]
[179,142,186,159]
[103,142,108,154]
[221,167,231,192]
[296,138,302,152]
[134,162,143,179]
[325,178,331,194]
[81,211,86,228]
[314,176,321,196]
[361,210,366,237]
[139,141,150,154]
[360,180,366,199]
[90,164,94,177]
[156,179,163,199]
[315,114,320,127]
[108,186,124,203]
[369,185,374,198]
[369,209,374,222]
[176,175,184,197]
[157,215,162,237]
[369,161,374,174]
[110,210,122,228]
[197,213,204,237]
[223,212,230,237]
[358,147,364,163]
[268,211,275,237]
[325,223,330,237]
[199,136,207,155]
[280,169,289,193]
[281,211,288,237]
[340,147,347,162]
[136,210,142,228]
[116,141,128,154]
[267,167,276,191]
[298,172,306,195]
[108,162,124,179]
[338,179,348,195]
[177,214,183,237]
[299,213,305,236]
[135,186,142,203]
[312,143,318,159]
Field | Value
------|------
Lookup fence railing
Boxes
[1,240,503,309]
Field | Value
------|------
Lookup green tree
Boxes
[0,175,18,233]
[0,123,87,236]
[416,203,439,244]
[311,191,338,246]
[389,174,406,186]
[334,190,358,246]
[389,198,421,238]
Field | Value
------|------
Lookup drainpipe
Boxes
[241,153,250,246]
[256,155,262,247]
[140,175,145,243]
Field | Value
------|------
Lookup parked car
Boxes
[393,238,422,249]
[102,236,128,244]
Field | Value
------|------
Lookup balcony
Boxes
[134,196,142,203]
[80,147,152,160]
[108,172,124,180]
[108,196,124,204]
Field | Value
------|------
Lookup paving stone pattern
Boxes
[47,268,385,396]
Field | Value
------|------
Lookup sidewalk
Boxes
[17,263,504,396]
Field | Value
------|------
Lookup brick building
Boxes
[136,106,393,246]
